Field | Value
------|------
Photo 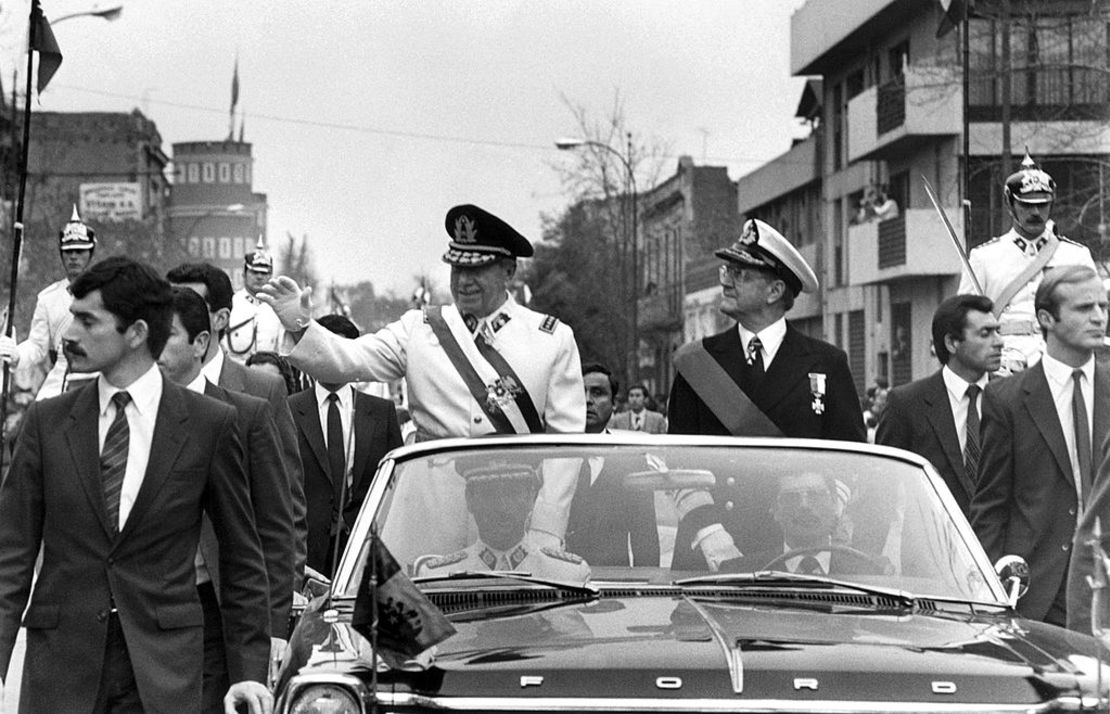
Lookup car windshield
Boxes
[335,441,998,604]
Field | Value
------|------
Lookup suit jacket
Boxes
[730,546,880,576]
[219,353,307,584]
[876,371,976,516]
[0,379,269,712]
[565,455,659,566]
[200,381,295,637]
[970,358,1110,622]
[667,323,866,442]
[289,387,402,573]
[609,409,666,434]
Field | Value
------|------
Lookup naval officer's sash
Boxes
[424,306,543,434]
[673,340,783,437]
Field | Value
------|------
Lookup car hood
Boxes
[279,590,1108,707]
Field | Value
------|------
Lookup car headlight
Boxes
[289,684,361,714]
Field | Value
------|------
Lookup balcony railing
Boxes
[877,78,906,134]
[877,214,906,268]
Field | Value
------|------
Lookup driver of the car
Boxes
[414,458,591,582]
[768,472,842,574]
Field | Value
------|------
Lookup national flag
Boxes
[936,0,973,38]
[30,1,62,95]
[351,533,455,668]
[228,56,239,139]
[238,116,245,143]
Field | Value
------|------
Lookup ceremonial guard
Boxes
[0,206,98,398]
[957,153,1095,373]
[224,237,287,363]
[666,218,864,571]
[260,204,584,550]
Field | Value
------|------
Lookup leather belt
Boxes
[999,319,1037,336]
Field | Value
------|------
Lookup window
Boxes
[187,237,201,256]
[187,163,199,183]
[202,163,215,183]
[218,163,231,183]
[233,163,245,183]
[888,40,908,81]
[233,236,246,257]
[831,83,844,171]
[202,237,216,258]
[218,237,232,258]
[174,163,186,183]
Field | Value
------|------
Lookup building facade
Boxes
[169,140,268,289]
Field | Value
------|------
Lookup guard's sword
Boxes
[922,176,983,296]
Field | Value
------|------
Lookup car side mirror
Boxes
[994,555,1030,607]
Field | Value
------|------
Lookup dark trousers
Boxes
[92,612,143,714]
[198,581,229,714]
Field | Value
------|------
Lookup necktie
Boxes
[101,391,132,533]
[964,384,981,485]
[797,555,823,575]
[633,414,642,431]
[326,392,346,511]
[1073,369,1093,505]
[747,336,765,379]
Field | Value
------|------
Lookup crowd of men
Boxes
[0,153,1106,712]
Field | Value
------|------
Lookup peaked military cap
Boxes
[244,236,273,273]
[59,205,96,251]
[1004,152,1055,205]
[442,204,534,267]
[454,455,541,487]
[715,218,818,296]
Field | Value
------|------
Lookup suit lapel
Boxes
[217,353,245,392]
[1022,362,1074,487]
[64,384,114,538]
[116,381,189,544]
[761,325,815,412]
[350,393,374,493]
[922,372,968,493]
[292,391,330,476]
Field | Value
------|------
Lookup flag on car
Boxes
[351,532,456,667]
[30,1,62,95]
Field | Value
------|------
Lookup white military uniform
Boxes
[414,539,591,582]
[224,288,287,364]
[958,224,1095,371]
[16,278,95,399]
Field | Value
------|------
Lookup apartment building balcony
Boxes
[847,208,964,285]
[638,283,684,333]
[847,65,961,164]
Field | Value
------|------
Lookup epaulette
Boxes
[540,546,583,564]
[1059,235,1085,247]
[539,315,558,334]
[973,236,1002,249]
[423,550,467,569]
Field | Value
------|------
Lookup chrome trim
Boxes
[794,678,819,690]
[277,672,369,714]
[371,693,1091,712]
[685,596,743,694]
[931,681,957,694]
[654,677,682,690]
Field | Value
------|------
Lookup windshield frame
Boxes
[331,434,1010,607]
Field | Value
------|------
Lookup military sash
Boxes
[673,340,783,437]
[991,233,1059,319]
[424,306,543,434]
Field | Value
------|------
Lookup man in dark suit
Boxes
[0,258,271,713]
[168,262,307,583]
[289,314,402,573]
[667,218,864,570]
[566,363,658,566]
[876,294,1003,517]
[160,286,295,711]
[972,265,1110,626]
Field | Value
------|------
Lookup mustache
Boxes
[62,339,86,358]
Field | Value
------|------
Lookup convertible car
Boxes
[275,434,1110,713]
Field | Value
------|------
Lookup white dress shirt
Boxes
[200,347,225,385]
[738,317,787,369]
[98,363,163,531]
[941,365,989,453]
[315,382,356,485]
[1040,352,1095,504]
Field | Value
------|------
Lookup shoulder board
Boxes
[539,315,559,334]
[973,236,1002,249]
[540,546,583,564]
[424,550,467,569]
[1058,235,1085,247]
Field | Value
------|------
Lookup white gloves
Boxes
[0,335,19,367]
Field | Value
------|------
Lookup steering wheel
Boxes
[760,544,889,574]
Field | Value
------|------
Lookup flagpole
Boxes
[369,524,380,714]
[2,0,43,453]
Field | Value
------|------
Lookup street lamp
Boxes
[555,134,639,383]
[51,4,123,25]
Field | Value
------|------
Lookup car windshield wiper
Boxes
[675,570,916,608]
[413,570,599,597]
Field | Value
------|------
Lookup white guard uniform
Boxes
[17,278,96,400]
[414,539,590,582]
[224,288,288,364]
[958,225,1095,371]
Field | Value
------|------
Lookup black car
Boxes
[275,435,1110,713]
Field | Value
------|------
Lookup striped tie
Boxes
[963,384,981,486]
[101,391,131,533]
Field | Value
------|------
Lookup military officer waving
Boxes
[957,153,1096,373]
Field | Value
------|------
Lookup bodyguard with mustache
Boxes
[958,153,1095,374]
